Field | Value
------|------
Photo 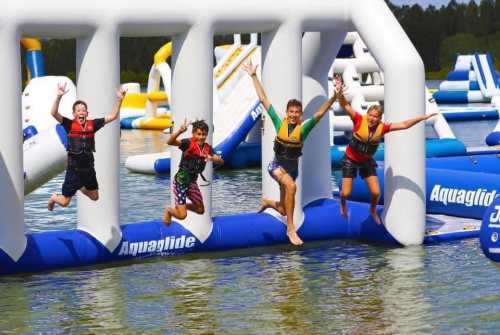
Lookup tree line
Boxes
[387,0,500,76]
[21,0,500,83]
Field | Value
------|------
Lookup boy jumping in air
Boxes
[163,119,224,225]
[337,84,437,224]
[243,61,337,246]
[48,83,126,210]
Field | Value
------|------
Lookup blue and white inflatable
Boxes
[434,53,500,104]
[20,43,76,195]
[485,96,500,146]
[0,1,489,276]
[480,195,500,263]
[342,163,500,219]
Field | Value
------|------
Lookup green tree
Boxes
[495,0,500,31]
[465,0,480,34]
[478,0,495,35]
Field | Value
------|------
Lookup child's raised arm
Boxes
[389,113,438,132]
[242,62,271,111]
[51,83,68,123]
[337,85,356,120]
[167,119,189,147]
[105,86,127,125]
[312,89,338,122]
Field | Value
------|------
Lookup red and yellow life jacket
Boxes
[273,118,303,160]
[179,137,211,176]
[67,119,96,154]
[349,115,384,156]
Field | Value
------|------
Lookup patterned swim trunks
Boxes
[172,171,203,206]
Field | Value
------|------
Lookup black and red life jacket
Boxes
[179,137,211,176]
[67,119,96,154]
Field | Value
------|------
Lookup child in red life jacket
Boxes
[163,119,224,225]
[336,85,437,224]
[47,83,127,211]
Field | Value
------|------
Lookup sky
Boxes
[390,0,479,8]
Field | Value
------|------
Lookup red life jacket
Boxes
[179,137,211,176]
[67,119,96,154]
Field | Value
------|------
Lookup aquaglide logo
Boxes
[118,235,196,257]
[430,185,497,207]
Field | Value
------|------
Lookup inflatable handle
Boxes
[23,125,38,141]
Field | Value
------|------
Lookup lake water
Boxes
[4,104,500,333]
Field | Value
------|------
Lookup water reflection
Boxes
[163,259,220,334]
[0,277,32,333]
[380,246,432,335]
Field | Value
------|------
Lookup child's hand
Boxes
[116,86,128,100]
[206,154,222,163]
[178,118,189,133]
[242,61,258,77]
[334,74,343,90]
[56,83,68,98]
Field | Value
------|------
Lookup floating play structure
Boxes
[1,0,500,275]
[433,54,500,121]
[20,40,76,195]
[125,34,262,174]
[126,32,467,175]
[434,53,499,104]
[119,42,173,130]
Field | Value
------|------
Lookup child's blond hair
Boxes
[367,104,383,117]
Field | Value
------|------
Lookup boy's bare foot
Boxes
[163,209,172,226]
[48,194,56,211]
[369,207,382,225]
[340,201,348,219]
[286,230,304,246]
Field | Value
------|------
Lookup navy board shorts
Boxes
[62,168,99,197]
[267,158,299,181]
[341,156,377,179]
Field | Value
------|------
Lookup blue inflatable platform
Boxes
[0,198,481,276]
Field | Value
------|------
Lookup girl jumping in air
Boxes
[337,84,437,224]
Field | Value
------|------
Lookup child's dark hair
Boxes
[72,100,88,112]
[286,99,302,111]
[191,119,209,133]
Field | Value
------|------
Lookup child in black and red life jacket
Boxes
[243,61,336,246]
[47,83,127,211]
[163,119,224,225]
[336,85,437,224]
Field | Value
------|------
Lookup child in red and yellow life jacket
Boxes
[47,83,126,211]
[336,84,437,224]
[243,61,336,246]
[163,119,223,225]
